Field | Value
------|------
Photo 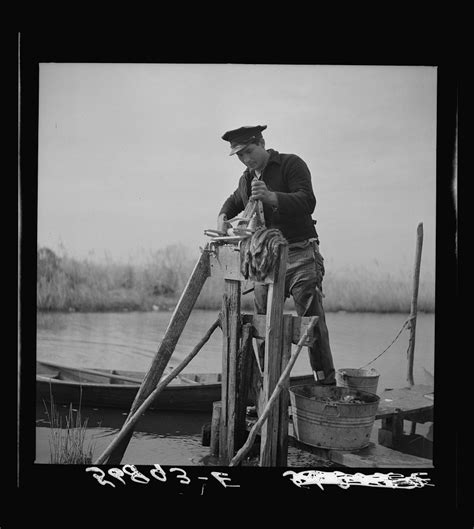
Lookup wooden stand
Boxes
[209,243,315,466]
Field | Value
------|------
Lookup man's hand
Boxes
[250,180,278,207]
[217,213,232,235]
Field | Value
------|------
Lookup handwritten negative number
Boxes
[86,465,190,487]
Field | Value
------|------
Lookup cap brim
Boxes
[229,143,248,156]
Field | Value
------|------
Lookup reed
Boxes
[43,389,95,464]
[36,246,435,314]
[322,266,435,313]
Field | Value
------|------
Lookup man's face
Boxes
[236,142,268,172]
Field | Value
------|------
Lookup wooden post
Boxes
[210,401,221,457]
[219,279,241,464]
[104,249,211,464]
[259,243,288,466]
[407,223,423,386]
[235,323,254,451]
[276,314,293,466]
[378,415,404,449]
[229,316,318,467]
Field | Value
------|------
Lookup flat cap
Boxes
[221,125,267,155]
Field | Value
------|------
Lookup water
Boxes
[35,309,435,465]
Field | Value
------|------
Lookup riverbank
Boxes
[36,246,435,314]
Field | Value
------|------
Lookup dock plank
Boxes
[376,384,434,420]
[288,436,433,468]
[327,442,433,468]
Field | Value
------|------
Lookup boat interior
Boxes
[37,362,222,386]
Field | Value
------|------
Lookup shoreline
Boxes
[36,306,435,315]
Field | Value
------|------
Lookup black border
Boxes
[17,33,462,519]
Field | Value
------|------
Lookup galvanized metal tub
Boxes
[336,368,380,395]
[289,384,380,450]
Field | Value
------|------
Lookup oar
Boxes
[229,316,319,467]
[93,317,220,465]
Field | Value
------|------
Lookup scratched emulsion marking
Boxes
[282,470,433,490]
[85,465,241,493]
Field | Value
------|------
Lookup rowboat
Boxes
[37,360,315,413]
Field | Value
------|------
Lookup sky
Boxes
[37,64,438,278]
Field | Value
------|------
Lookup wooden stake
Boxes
[260,243,288,466]
[276,314,293,466]
[236,323,253,450]
[210,401,222,457]
[229,316,319,467]
[94,317,220,465]
[407,223,423,386]
[220,279,241,463]
[103,249,211,464]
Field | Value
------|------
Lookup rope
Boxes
[239,227,288,282]
[359,315,416,369]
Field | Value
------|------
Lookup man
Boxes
[217,124,335,385]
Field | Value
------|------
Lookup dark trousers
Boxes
[253,239,336,384]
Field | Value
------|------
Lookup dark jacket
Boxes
[219,149,319,244]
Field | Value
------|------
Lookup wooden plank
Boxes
[104,249,211,464]
[328,442,433,468]
[259,244,288,466]
[209,243,276,283]
[210,401,221,457]
[276,314,293,466]
[220,279,241,464]
[236,323,253,451]
[376,385,434,419]
[220,291,229,462]
[210,244,244,281]
[379,415,404,448]
[288,436,433,468]
[242,314,316,344]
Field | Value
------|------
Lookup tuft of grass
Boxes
[43,390,95,464]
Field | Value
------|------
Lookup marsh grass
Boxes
[43,389,95,464]
[37,246,435,314]
[37,245,191,312]
[322,266,435,313]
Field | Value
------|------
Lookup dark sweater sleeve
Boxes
[219,187,245,219]
[273,155,316,216]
